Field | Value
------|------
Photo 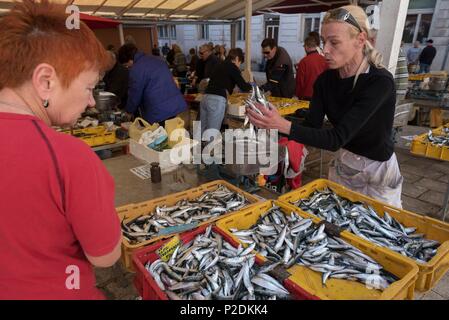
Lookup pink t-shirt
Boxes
[0,113,121,299]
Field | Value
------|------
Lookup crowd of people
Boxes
[101,23,435,131]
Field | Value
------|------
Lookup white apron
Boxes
[328,149,403,208]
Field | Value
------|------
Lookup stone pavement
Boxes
[96,144,449,300]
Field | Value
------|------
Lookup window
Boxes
[303,15,321,41]
[409,0,436,10]
[237,19,245,41]
[199,24,209,40]
[170,25,177,39]
[157,25,176,39]
[265,15,280,42]
[401,10,434,44]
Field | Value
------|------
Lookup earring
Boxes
[43,99,49,108]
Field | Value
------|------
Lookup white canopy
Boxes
[0,0,286,20]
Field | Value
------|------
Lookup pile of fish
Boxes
[427,127,449,146]
[291,189,440,263]
[146,225,291,300]
[231,205,397,290]
[122,185,248,245]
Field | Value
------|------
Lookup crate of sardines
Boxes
[132,224,312,300]
[278,179,449,292]
[216,201,419,300]
[411,123,449,161]
[117,180,261,271]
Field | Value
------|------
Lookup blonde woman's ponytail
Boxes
[364,40,384,68]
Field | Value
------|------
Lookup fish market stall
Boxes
[100,148,449,300]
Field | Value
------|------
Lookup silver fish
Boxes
[293,188,440,262]
[145,227,291,300]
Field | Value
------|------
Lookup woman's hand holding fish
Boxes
[245,102,292,135]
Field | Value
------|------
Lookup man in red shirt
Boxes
[295,36,328,100]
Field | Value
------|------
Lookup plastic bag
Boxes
[129,117,159,141]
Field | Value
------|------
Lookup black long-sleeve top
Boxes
[419,45,437,65]
[103,62,129,108]
[288,66,396,161]
[205,60,252,98]
[261,46,296,98]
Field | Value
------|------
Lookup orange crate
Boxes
[132,224,318,300]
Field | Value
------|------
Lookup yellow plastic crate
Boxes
[277,101,309,116]
[408,74,432,81]
[61,126,116,147]
[63,126,106,135]
[116,180,262,272]
[227,95,310,117]
[278,179,449,292]
[410,123,449,161]
[216,200,419,300]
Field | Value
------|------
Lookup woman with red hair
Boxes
[0,0,121,299]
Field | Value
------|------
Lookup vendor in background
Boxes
[201,48,252,137]
[0,0,121,299]
[172,44,188,78]
[192,44,219,91]
[118,43,187,127]
[103,51,129,108]
[295,35,328,100]
[246,5,403,208]
[260,38,296,98]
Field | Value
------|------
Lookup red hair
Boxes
[0,0,112,90]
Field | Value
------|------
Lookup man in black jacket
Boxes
[260,38,295,98]
[192,44,219,92]
[103,51,129,108]
[418,39,437,74]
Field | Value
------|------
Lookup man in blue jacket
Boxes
[118,43,187,125]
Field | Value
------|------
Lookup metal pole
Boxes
[243,0,253,82]
[230,22,237,49]
[118,24,125,45]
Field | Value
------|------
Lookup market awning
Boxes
[261,0,354,14]
[79,12,120,28]
[0,0,289,20]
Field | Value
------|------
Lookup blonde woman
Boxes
[246,5,403,208]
